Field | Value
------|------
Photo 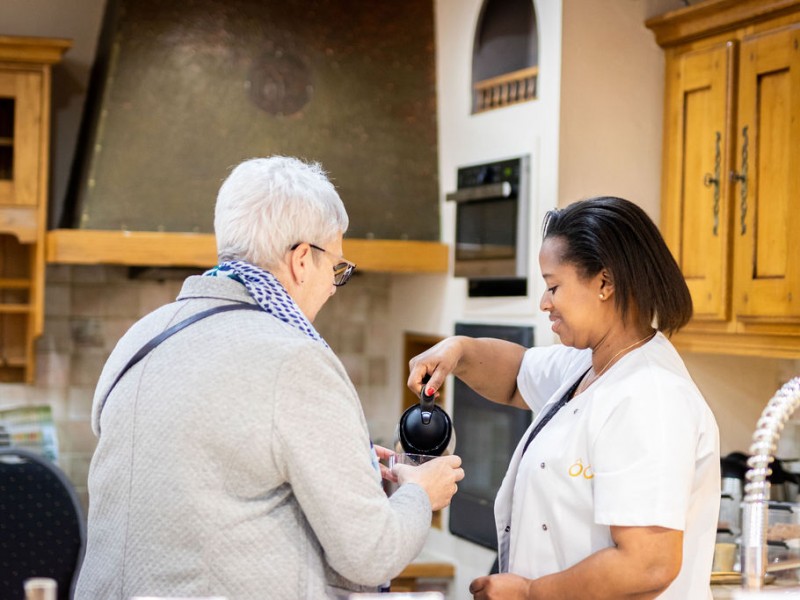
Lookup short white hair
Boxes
[214,156,349,267]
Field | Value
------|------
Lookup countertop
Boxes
[713,582,800,598]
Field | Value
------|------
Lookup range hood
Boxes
[56,0,443,276]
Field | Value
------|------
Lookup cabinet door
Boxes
[733,26,800,321]
[663,43,735,322]
[0,70,42,207]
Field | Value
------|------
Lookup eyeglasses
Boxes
[290,242,357,286]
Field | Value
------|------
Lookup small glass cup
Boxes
[389,453,437,468]
[23,578,56,600]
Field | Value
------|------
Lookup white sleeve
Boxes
[516,344,590,413]
[591,371,702,530]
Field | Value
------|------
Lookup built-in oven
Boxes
[446,156,530,297]
[449,322,533,550]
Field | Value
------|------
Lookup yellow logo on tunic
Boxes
[568,459,594,479]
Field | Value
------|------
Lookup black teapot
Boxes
[395,377,455,456]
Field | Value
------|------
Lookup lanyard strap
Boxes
[521,368,589,455]
[97,302,263,431]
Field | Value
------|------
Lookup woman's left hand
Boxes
[469,574,532,599]
[373,444,397,482]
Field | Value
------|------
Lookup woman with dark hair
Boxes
[409,197,720,599]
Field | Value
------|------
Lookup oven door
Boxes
[448,182,521,279]
[455,197,519,277]
[449,322,533,550]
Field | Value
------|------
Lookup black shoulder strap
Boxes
[97,302,263,425]
[521,367,590,455]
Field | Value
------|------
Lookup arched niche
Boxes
[472,0,539,113]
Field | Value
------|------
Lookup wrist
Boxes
[450,336,470,378]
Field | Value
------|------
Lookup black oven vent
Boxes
[468,278,527,297]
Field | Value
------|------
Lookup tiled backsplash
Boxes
[0,265,394,511]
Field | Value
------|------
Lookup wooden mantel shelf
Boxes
[45,229,449,274]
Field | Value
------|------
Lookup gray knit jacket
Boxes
[74,275,431,599]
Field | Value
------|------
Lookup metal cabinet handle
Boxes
[445,181,511,202]
[730,125,749,235]
[703,131,722,236]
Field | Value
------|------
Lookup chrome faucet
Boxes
[742,377,800,590]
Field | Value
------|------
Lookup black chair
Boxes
[0,447,86,600]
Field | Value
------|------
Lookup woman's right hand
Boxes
[409,335,527,409]
[407,336,466,399]
[394,454,464,511]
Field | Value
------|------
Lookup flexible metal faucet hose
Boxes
[742,377,800,590]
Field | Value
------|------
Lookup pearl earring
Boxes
[599,293,605,299]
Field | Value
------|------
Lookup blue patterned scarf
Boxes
[205,261,382,480]
[203,260,327,347]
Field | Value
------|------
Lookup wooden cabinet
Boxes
[647,0,800,357]
[0,36,70,382]
[734,26,800,324]
[390,561,454,594]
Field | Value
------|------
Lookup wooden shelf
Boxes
[391,561,455,593]
[396,562,455,579]
[45,229,450,274]
[0,355,26,367]
[0,278,31,289]
[0,206,38,244]
[0,304,31,314]
[0,36,72,64]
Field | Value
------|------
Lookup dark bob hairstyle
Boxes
[542,196,692,335]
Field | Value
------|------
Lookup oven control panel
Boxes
[456,157,522,189]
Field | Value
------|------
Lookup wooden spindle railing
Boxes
[473,66,538,113]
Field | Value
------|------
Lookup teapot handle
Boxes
[419,374,435,424]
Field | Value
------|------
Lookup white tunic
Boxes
[494,332,720,599]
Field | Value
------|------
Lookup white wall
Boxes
[558,0,666,216]
[385,0,566,596]
[435,0,563,333]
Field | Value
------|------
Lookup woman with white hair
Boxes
[76,156,464,600]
